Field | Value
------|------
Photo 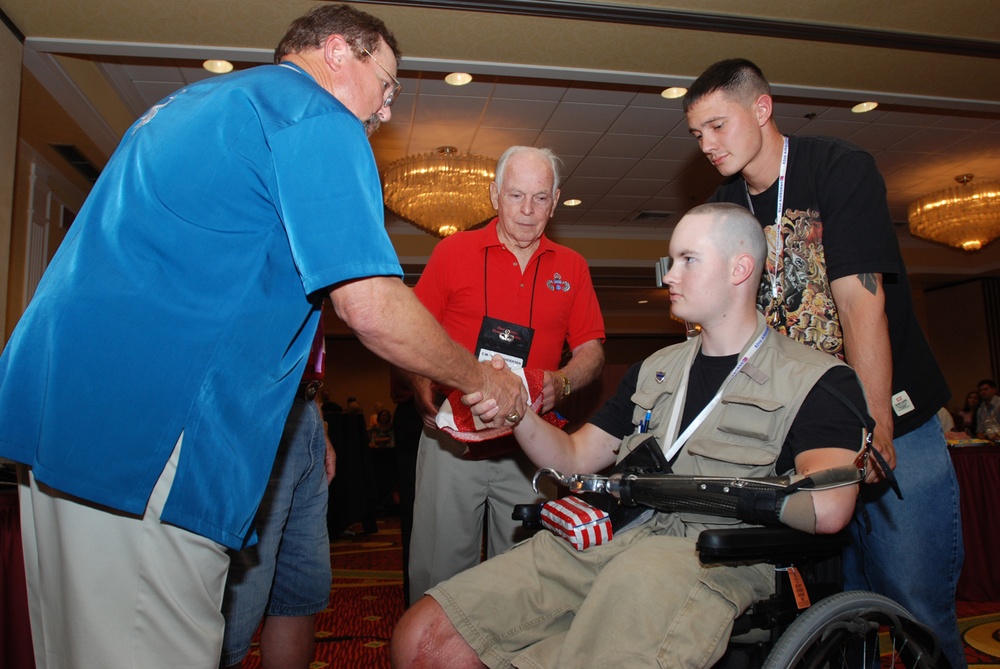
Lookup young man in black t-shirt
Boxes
[684,58,964,668]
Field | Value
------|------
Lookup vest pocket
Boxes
[686,438,779,468]
[716,395,784,441]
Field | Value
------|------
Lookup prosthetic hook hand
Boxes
[532,466,863,534]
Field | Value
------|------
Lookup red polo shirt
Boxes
[414,219,605,370]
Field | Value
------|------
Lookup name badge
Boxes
[476,316,533,371]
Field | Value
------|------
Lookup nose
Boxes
[663,259,679,286]
[697,131,715,154]
[378,105,392,123]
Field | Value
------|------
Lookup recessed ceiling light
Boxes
[637,299,649,304]
[661,87,687,99]
[445,72,473,86]
[203,59,234,74]
[851,101,878,113]
[563,199,582,207]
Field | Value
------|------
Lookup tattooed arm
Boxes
[830,272,895,480]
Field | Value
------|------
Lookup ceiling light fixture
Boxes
[851,101,878,113]
[661,86,687,99]
[202,59,234,74]
[908,174,1000,251]
[383,146,496,238]
[563,199,582,207]
[445,72,473,86]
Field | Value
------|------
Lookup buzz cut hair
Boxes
[683,58,771,113]
[686,202,767,283]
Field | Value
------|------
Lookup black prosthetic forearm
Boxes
[617,474,793,527]
[613,466,861,533]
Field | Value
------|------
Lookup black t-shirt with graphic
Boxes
[708,135,949,436]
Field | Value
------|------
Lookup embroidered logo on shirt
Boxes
[547,273,571,292]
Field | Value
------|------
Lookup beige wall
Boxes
[0,23,23,343]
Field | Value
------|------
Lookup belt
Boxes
[298,380,322,402]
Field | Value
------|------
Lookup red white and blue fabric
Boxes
[434,368,567,443]
[540,495,613,551]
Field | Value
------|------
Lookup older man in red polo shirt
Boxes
[405,146,606,605]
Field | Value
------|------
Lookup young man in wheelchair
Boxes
[391,202,871,669]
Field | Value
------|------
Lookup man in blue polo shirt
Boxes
[0,5,525,668]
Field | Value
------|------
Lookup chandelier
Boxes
[908,174,1000,251]
[382,146,496,238]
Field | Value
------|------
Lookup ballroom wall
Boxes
[0,20,22,339]
[925,278,1000,414]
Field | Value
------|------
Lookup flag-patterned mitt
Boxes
[540,495,613,550]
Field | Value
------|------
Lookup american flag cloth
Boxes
[434,368,569,453]
[540,495,614,551]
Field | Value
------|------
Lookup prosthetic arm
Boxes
[533,465,863,534]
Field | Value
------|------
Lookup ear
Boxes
[548,188,561,217]
[731,252,756,286]
[323,34,350,71]
[754,94,774,128]
[489,182,500,210]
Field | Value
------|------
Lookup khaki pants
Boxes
[19,435,230,669]
[431,522,773,669]
[408,427,554,604]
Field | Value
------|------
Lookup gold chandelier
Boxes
[382,146,496,238]
[908,174,1000,251]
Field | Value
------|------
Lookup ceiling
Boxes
[4,0,1000,335]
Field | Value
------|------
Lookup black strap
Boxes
[483,246,542,328]
[817,378,903,502]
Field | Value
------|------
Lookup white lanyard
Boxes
[745,136,789,300]
[660,328,769,463]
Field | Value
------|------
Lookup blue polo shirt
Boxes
[0,63,402,549]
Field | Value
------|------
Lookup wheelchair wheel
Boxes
[760,591,948,669]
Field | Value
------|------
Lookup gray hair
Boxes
[494,146,562,198]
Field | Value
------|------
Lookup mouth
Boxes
[709,153,727,167]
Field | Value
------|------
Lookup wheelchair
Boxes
[698,526,946,668]
[514,467,948,669]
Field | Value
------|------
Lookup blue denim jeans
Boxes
[220,398,332,666]
[843,414,966,668]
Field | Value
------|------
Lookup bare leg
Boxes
[390,596,486,669]
[259,614,316,669]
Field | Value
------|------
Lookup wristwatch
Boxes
[555,370,571,398]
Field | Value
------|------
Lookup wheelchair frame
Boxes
[698,526,948,669]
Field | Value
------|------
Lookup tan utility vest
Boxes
[617,313,851,538]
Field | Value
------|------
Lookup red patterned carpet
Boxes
[236,516,1000,668]
[240,517,404,669]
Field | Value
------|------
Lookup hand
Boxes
[539,370,564,414]
[411,376,442,430]
[463,355,528,428]
[324,435,337,484]
[864,425,896,483]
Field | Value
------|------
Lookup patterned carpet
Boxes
[235,516,1000,668]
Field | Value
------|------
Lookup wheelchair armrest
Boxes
[512,503,544,528]
[696,527,848,566]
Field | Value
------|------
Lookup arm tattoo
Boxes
[857,273,878,296]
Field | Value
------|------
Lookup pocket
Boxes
[716,395,784,441]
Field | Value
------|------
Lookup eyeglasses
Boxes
[361,45,401,108]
